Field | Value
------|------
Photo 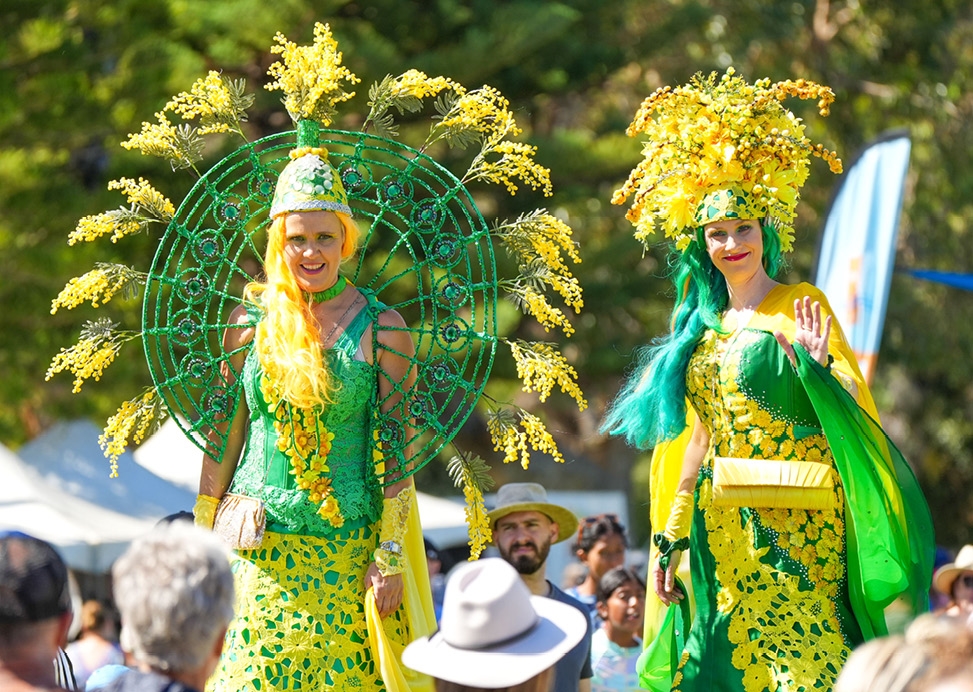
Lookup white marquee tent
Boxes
[0,441,155,572]
[18,419,196,520]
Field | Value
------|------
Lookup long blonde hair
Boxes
[245,211,361,409]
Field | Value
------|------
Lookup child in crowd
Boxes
[566,514,628,627]
[590,567,645,692]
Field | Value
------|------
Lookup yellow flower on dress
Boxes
[260,375,342,526]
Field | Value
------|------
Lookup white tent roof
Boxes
[18,419,195,520]
[133,418,470,547]
[0,441,155,572]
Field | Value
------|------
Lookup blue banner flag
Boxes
[904,269,973,292]
[814,131,911,384]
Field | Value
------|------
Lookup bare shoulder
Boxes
[375,307,415,357]
[224,303,257,350]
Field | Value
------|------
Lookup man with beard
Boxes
[489,483,593,692]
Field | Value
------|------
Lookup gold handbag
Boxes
[711,457,834,510]
[213,493,266,550]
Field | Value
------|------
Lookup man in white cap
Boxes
[488,482,592,692]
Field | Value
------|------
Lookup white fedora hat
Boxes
[933,544,973,595]
[402,558,587,689]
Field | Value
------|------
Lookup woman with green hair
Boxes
[603,69,933,692]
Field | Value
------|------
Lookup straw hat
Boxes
[402,558,586,688]
[487,483,579,544]
[933,544,973,595]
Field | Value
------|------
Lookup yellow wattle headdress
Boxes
[612,67,842,252]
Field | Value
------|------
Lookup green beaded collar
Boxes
[303,275,347,304]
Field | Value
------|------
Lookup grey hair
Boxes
[112,523,234,673]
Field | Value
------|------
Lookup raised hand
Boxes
[774,296,831,368]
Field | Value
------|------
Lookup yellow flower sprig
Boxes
[100,388,165,477]
[614,67,842,252]
[486,405,566,469]
[45,318,137,394]
[166,71,255,138]
[364,69,465,138]
[121,112,204,173]
[506,339,587,409]
[426,85,518,150]
[68,178,175,245]
[501,280,576,336]
[266,22,360,126]
[447,451,494,559]
[465,139,552,196]
[51,263,145,313]
[493,211,583,309]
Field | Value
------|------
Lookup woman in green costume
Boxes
[192,145,434,692]
[602,69,933,692]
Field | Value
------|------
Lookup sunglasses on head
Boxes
[576,513,620,540]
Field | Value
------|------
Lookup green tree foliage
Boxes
[3,0,972,545]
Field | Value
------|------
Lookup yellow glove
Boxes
[374,485,413,576]
[193,494,220,530]
[663,490,694,542]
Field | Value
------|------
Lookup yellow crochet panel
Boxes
[210,528,408,691]
[676,329,853,692]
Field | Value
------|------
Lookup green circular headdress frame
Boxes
[143,120,497,486]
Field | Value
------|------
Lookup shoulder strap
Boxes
[332,288,385,358]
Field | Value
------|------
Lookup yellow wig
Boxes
[245,211,361,409]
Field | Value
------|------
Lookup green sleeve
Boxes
[794,345,934,638]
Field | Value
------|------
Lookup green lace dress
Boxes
[639,284,933,692]
[211,294,409,692]
[673,326,863,692]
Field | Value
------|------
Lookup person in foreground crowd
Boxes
[590,567,645,692]
[403,557,587,692]
[932,544,973,618]
[566,514,628,627]
[834,612,973,692]
[489,482,593,692]
[602,68,934,691]
[65,601,124,689]
[98,523,234,692]
[0,531,74,692]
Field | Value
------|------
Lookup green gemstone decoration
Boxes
[142,129,498,486]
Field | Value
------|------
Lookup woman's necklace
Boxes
[723,281,777,332]
[319,290,363,347]
[303,275,347,304]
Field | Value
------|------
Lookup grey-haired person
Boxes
[98,523,234,692]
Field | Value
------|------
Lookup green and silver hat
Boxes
[694,186,767,227]
[270,148,352,219]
